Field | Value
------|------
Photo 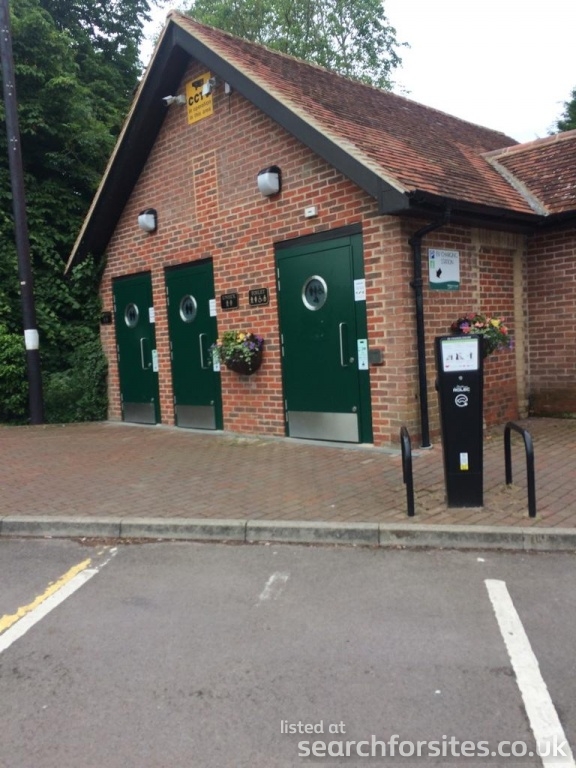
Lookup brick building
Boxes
[67,12,576,448]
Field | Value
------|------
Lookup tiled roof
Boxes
[485,131,576,215]
[173,13,536,215]
[67,11,575,270]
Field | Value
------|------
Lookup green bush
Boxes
[0,324,28,422]
[0,324,108,425]
[43,337,108,423]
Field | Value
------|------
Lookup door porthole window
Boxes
[179,295,198,323]
[124,303,139,328]
[302,276,328,311]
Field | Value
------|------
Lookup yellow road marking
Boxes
[0,557,92,635]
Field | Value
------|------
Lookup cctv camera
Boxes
[202,78,217,97]
[162,94,186,106]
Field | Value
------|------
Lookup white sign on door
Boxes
[354,279,366,301]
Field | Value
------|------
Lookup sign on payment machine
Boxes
[435,335,484,507]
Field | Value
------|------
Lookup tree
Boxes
[185,0,405,89]
[0,0,154,422]
[40,0,153,135]
[556,86,576,132]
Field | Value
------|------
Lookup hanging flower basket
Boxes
[225,348,263,375]
[210,331,264,376]
[450,313,511,358]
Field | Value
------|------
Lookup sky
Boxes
[142,0,575,143]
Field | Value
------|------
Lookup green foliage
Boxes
[186,0,405,88]
[0,325,28,422]
[0,0,154,423]
[556,86,576,132]
[39,0,154,135]
[43,336,108,423]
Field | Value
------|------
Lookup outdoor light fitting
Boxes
[257,166,282,196]
[137,208,157,233]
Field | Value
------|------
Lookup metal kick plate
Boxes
[176,405,216,430]
[123,402,156,424]
[287,411,359,443]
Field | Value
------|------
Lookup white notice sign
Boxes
[440,337,479,372]
[357,339,368,370]
[354,279,366,301]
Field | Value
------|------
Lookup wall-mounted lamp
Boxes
[257,166,282,197]
[202,77,217,97]
[138,208,157,233]
[162,94,186,106]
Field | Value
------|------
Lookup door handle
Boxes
[339,323,348,367]
[139,338,150,370]
[199,333,210,369]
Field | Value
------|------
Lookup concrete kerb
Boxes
[1,515,576,551]
[0,515,122,539]
[246,520,380,545]
[378,523,526,550]
[119,517,247,541]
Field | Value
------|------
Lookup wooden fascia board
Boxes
[534,210,576,230]
[405,189,542,232]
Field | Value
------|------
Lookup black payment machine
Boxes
[435,335,484,507]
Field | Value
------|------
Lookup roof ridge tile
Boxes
[485,128,576,160]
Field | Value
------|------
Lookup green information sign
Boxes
[429,249,460,290]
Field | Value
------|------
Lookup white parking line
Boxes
[486,579,575,767]
[0,548,117,655]
[257,571,290,604]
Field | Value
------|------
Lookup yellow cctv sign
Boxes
[186,73,214,125]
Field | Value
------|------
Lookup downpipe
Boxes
[409,211,450,448]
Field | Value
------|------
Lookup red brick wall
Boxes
[392,221,522,444]
[101,62,384,436]
[527,226,576,415]
[100,62,522,446]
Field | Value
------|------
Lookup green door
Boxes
[113,272,160,424]
[165,261,222,429]
[276,233,372,443]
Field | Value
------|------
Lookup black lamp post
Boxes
[0,0,44,423]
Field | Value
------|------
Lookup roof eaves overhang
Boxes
[66,26,190,271]
[404,189,543,233]
[533,209,576,231]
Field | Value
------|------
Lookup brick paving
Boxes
[0,417,574,528]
